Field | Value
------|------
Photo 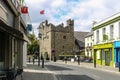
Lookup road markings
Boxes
[24,69,53,73]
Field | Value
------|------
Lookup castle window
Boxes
[63,36,66,39]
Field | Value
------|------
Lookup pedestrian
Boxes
[33,57,35,64]
[64,56,67,63]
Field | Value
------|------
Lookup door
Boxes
[116,49,120,67]
[0,31,5,70]
[105,51,110,66]
[118,49,120,63]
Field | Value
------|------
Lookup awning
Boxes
[0,18,23,39]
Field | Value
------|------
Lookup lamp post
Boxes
[38,26,45,68]
[78,54,80,65]
[76,50,80,65]
[52,27,56,62]
[36,51,40,66]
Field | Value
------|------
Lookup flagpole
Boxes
[23,0,33,33]
[40,10,46,22]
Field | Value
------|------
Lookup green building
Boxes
[92,12,120,67]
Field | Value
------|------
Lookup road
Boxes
[45,62,120,80]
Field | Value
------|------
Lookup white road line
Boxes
[24,69,53,73]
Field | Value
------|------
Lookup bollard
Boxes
[94,60,96,68]
[94,52,96,68]
[42,59,44,68]
[29,57,31,63]
[78,56,80,65]
[54,57,56,62]
[38,57,40,66]
[33,58,35,64]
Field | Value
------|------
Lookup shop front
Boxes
[93,42,114,67]
[114,41,120,67]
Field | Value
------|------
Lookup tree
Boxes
[27,34,39,55]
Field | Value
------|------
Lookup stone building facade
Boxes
[0,0,29,79]
[38,19,75,60]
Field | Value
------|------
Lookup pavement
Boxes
[23,63,57,80]
[22,60,120,80]
[56,60,120,74]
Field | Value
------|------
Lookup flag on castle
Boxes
[40,10,45,14]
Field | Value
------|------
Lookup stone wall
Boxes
[39,19,75,60]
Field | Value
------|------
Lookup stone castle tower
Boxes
[38,19,75,60]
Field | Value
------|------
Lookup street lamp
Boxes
[38,26,45,68]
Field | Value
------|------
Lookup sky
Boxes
[25,0,120,37]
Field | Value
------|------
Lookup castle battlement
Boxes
[39,19,74,32]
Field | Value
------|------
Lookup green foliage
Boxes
[103,34,108,41]
[27,34,39,54]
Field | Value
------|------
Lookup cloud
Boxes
[25,0,120,36]
[50,0,67,8]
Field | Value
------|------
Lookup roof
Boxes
[85,32,93,38]
[74,31,89,47]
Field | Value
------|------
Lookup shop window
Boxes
[97,50,100,59]
[110,48,112,61]
[102,50,105,60]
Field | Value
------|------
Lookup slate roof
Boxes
[85,32,93,38]
[74,31,89,47]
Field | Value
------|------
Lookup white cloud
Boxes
[50,0,67,8]
[25,0,120,36]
